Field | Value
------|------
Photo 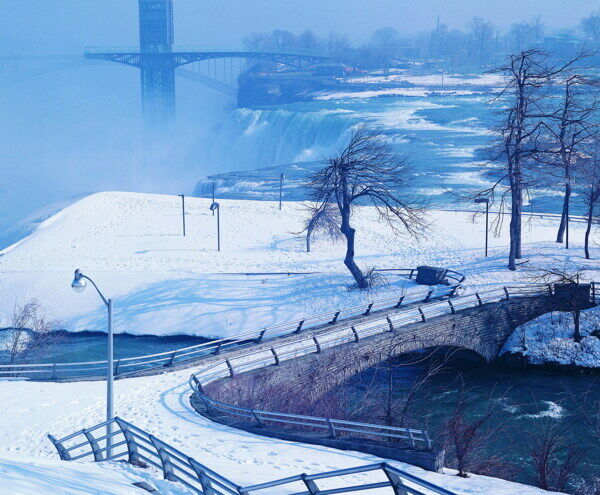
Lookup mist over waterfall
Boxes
[209,107,358,171]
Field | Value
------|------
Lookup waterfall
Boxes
[209,107,358,172]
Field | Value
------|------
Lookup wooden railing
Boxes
[48,417,457,495]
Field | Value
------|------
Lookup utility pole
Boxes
[212,182,216,216]
[179,194,186,236]
[279,173,285,210]
[474,198,489,257]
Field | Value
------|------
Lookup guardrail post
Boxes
[256,329,267,343]
[475,293,483,306]
[409,269,415,279]
[191,374,204,394]
[51,363,57,380]
[593,282,596,302]
[364,303,374,316]
[407,429,416,448]
[295,319,305,333]
[165,352,176,367]
[449,285,459,297]
[448,300,456,314]
[418,307,426,322]
[504,286,510,300]
[382,465,410,495]
[149,435,177,481]
[351,326,360,342]
[225,359,235,377]
[329,311,340,325]
[313,336,322,354]
[83,427,104,462]
[271,347,280,365]
[47,434,72,460]
[114,360,121,376]
[326,419,337,438]
[424,290,434,302]
[301,474,319,495]
[214,341,224,355]
[547,284,553,296]
[189,458,217,495]
[386,316,394,332]
[252,409,264,427]
[115,418,141,465]
[395,296,405,308]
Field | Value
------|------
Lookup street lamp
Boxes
[279,173,286,211]
[474,198,489,257]
[210,202,220,251]
[70,269,114,458]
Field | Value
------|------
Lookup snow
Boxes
[342,73,507,87]
[0,455,191,494]
[502,307,600,368]
[1,191,600,341]
[0,365,564,495]
[0,190,590,493]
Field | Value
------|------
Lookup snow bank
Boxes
[0,456,191,494]
[502,307,600,368]
[1,191,600,338]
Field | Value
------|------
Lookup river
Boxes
[343,353,599,490]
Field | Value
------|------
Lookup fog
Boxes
[1,0,600,246]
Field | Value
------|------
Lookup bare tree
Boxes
[582,10,600,47]
[529,266,588,342]
[576,145,600,259]
[539,71,598,245]
[483,51,582,270]
[2,299,61,364]
[300,202,341,253]
[443,384,509,478]
[528,418,582,492]
[306,125,426,289]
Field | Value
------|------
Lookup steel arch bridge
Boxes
[84,46,332,71]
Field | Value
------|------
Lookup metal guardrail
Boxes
[0,276,462,380]
[48,417,457,494]
[187,283,567,452]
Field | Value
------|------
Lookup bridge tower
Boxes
[138,0,175,126]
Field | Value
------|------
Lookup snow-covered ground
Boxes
[502,307,600,368]
[0,364,564,495]
[0,190,595,493]
[0,456,191,495]
[1,191,599,339]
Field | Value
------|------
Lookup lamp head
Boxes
[71,269,87,293]
[209,202,220,212]
[474,198,489,204]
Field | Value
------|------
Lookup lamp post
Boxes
[279,173,286,211]
[179,194,186,237]
[212,182,216,216]
[70,269,114,458]
[210,202,220,251]
[474,198,489,257]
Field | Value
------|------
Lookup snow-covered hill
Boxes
[0,191,598,338]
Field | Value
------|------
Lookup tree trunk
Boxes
[340,211,366,288]
[573,310,582,343]
[585,203,593,259]
[509,185,522,270]
[557,184,571,244]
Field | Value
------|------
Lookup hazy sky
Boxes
[2,0,600,55]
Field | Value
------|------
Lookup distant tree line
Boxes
[243,11,600,72]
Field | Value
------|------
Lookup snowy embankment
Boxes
[1,190,600,341]
[0,190,586,494]
[0,456,190,495]
[502,307,600,369]
[0,366,564,495]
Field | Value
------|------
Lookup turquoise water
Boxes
[344,354,600,490]
[198,92,583,216]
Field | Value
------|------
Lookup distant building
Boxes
[533,34,584,58]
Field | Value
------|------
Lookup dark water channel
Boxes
[342,353,599,490]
